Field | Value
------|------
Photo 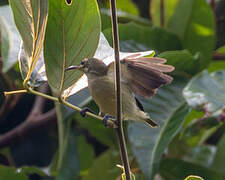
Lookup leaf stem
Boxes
[110,0,131,179]
[4,90,27,96]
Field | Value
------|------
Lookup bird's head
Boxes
[66,58,107,76]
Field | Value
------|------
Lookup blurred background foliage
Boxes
[0,0,225,180]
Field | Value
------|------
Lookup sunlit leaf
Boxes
[184,175,204,180]
[44,0,100,96]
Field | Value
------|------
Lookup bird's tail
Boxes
[144,117,159,128]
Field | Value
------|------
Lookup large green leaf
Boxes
[0,5,21,72]
[168,0,215,69]
[82,149,121,180]
[128,78,189,179]
[158,50,200,77]
[159,158,225,180]
[9,0,48,80]
[183,70,225,113]
[103,22,182,54]
[44,0,100,96]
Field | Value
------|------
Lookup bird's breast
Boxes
[88,76,117,115]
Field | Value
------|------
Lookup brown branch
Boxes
[110,0,131,179]
[212,52,225,60]
[0,109,56,149]
[0,83,57,148]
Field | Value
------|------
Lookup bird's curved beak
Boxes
[66,65,81,71]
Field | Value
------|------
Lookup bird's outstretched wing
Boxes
[107,53,174,98]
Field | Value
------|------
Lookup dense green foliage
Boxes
[0,0,225,180]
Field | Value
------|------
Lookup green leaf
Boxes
[168,0,215,68]
[100,8,151,31]
[17,166,47,177]
[208,61,225,73]
[9,0,48,80]
[128,78,189,179]
[183,70,225,113]
[216,46,225,53]
[55,103,80,180]
[184,175,204,180]
[158,50,200,77]
[103,22,182,53]
[0,5,21,72]
[44,0,100,96]
[212,133,225,175]
[82,149,121,180]
[0,165,28,180]
[159,158,225,180]
[151,0,179,27]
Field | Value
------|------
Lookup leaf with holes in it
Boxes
[9,0,48,81]
[44,0,100,96]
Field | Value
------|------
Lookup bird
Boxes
[66,53,174,127]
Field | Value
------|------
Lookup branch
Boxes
[110,0,131,180]
[0,83,56,148]
[212,52,225,60]
[0,109,56,148]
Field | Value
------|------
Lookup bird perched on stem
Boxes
[66,54,174,127]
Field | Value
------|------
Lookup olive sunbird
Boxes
[66,53,174,127]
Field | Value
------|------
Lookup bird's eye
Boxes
[80,61,85,65]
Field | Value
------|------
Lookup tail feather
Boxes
[144,118,159,128]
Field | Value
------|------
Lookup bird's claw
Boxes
[80,107,95,117]
[103,115,118,128]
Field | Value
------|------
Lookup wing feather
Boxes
[107,56,174,98]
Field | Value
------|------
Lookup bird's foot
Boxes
[103,115,118,128]
[80,107,95,117]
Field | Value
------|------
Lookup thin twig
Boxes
[160,0,165,27]
[110,0,131,180]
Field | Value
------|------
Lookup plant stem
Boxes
[110,0,131,179]
[160,0,165,27]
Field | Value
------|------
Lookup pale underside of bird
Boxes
[67,53,174,127]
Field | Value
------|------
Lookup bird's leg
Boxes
[103,114,118,128]
[80,107,95,117]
